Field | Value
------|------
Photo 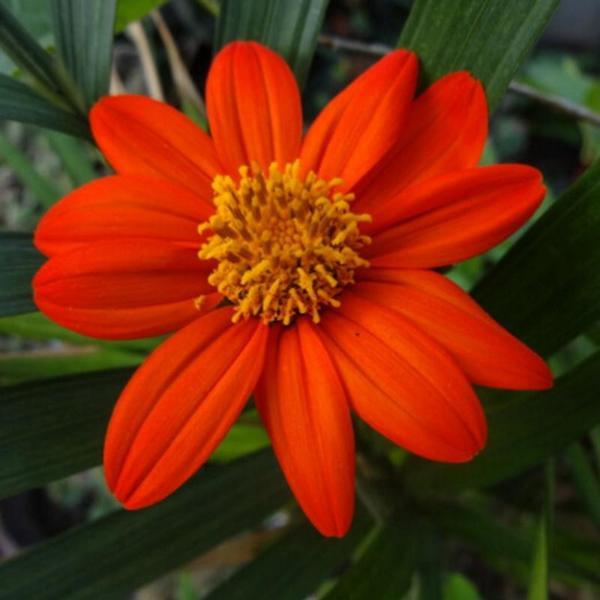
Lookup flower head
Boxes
[33,42,553,537]
[198,160,371,324]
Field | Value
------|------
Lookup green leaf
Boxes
[0,74,90,137]
[473,160,600,357]
[399,0,560,110]
[0,312,92,344]
[0,130,61,207]
[0,0,170,42]
[417,525,443,600]
[404,351,600,492]
[0,348,142,385]
[206,513,372,600]
[323,517,417,600]
[0,2,62,95]
[0,1,53,48]
[50,0,117,110]
[0,451,289,599]
[214,0,329,88]
[432,501,600,589]
[0,368,133,499]
[46,131,97,186]
[115,0,169,31]
[0,1,54,77]
[0,366,264,499]
[591,426,600,474]
[550,526,600,583]
[0,311,162,353]
[0,232,44,317]
[564,443,600,526]
[527,463,554,600]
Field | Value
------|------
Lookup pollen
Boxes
[198,160,371,325]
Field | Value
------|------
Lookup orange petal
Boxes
[355,269,553,390]
[300,50,418,191]
[90,95,221,199]
[35,296,220,340]
[35,175,213,256]
[33,240,217,339]
[104,309,268,508]
[354,71,487,212]
[206,41,302,174]
[366,165,545,268]
[318,293,486,462]
[255,320,355,537]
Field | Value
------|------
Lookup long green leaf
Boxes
[0,2,61,95]
[0,74,90,137]
[46,131,97,186]
[417,525,443,600]
[0,0,167,48]
[0,366,266,498]
[564,443,600,526]
[404,351,600,492]
[473,160,600,358]
[0,1,53,60]
[0,348,142,385]
[591,426,600,473]
[399,0,560,110]
[0,451,289,599]
[432,501,600,589]
[214,0,329,88]
[0,232,44,317]
[50,0,116,111]
[0,130,61,207]
[527,463,554,600]
[0,312,162,352]
[323,517,417,600]
[0,368,133,499]
[206,514,372,600]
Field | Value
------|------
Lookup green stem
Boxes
[565,443,600,526]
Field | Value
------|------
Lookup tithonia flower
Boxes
[33,42,553,537]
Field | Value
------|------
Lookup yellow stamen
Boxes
[198,160,371,324]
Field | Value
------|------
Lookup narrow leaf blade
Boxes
[0,368,133,499]
[0,2,61,93]
[214,0,329,88]
[0,451,289,600]
[46,131,97,186]
[0,312,161,352]
[400,0,560,110]
[207,514,372,600]
[564,443,600,526]
[50,0,117,110]
[0,130,61,207]
[473,160,600,357]
[0,74,90,138]
[323,517,418,600]
[432,501,600,589]
[0,232,44,317]
[527,463,554,600]
[0,348,142,385]
[404,351,600,492]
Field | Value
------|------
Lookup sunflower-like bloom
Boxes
[33,42,553,536]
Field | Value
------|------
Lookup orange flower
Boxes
[33,42,553,537]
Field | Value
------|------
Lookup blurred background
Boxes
[0,0,599,598]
